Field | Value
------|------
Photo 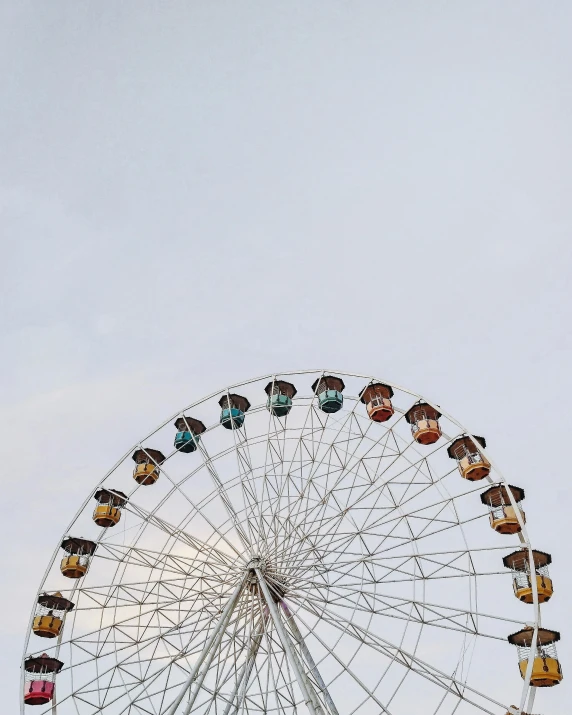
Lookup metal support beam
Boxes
[280,600,339,715]
[164,577,245,715]
[254,567,322,715]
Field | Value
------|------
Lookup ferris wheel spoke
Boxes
[95,608,247,715]
[94,541,236,582]
[124,501,242,569]
[274,463,478,570]
[254,565,330,715]
[353,486,482,537]
[278,534,489,585]
[198,436,255,554]
[264,390,340,560]
[278,412,418,555]
[266,455,439,573]
[230,416,273,550]
[47,573,237,630]
[289,595,506,713]
[290,584,520,638]
[281,599,395,715]
[57,580,252,713]
[277,407,362,558]
[141,454,250,563]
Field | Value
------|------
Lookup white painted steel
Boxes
[21,370,550,715]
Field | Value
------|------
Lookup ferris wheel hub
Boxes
[245,557,288,601]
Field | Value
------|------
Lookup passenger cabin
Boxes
[360,382,394,423]
[174,416,206,453]
[265,380,297,417]
[404,402,442,444]
[132,448,166,486]
[503,549,553,604]
[312,376,345,414]
[24,653,63,706]
[480,484,525,535]
[219,394,250,429]
[32,592,74,639]
[60,537,97,579]
[447,435,490,480]
[93,488,128,527]
[508,627,563,687]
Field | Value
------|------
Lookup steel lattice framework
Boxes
[21,370,547,715]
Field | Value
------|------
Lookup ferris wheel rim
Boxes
[21,368,543,715]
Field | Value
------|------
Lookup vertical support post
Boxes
[525,685,536,715]
[165,577,245,715]
[280,601,339,715]
[254,567,321,715]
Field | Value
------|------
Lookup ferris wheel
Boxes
[21,369,562,715]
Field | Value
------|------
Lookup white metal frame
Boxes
[21,369,547,715]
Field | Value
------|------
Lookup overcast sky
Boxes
[1,2,571,713]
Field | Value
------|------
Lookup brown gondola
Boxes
[359,382,394,423]
[447,435,491,480]
[404,402,442,445]
[480,484,525,534]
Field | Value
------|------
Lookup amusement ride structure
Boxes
[21,370,562,715]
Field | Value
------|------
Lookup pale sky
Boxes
[1,2,571,713]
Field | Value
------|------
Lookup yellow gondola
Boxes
[32,592,74,638]
[503,549,553,603]
[93,488,128,527]
[60,536,97,578]
[508,627,563,687]
[132,448,166,486]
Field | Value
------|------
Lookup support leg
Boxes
[164,577,245,715]
[254,567,322,715]
[280,601,339,715]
